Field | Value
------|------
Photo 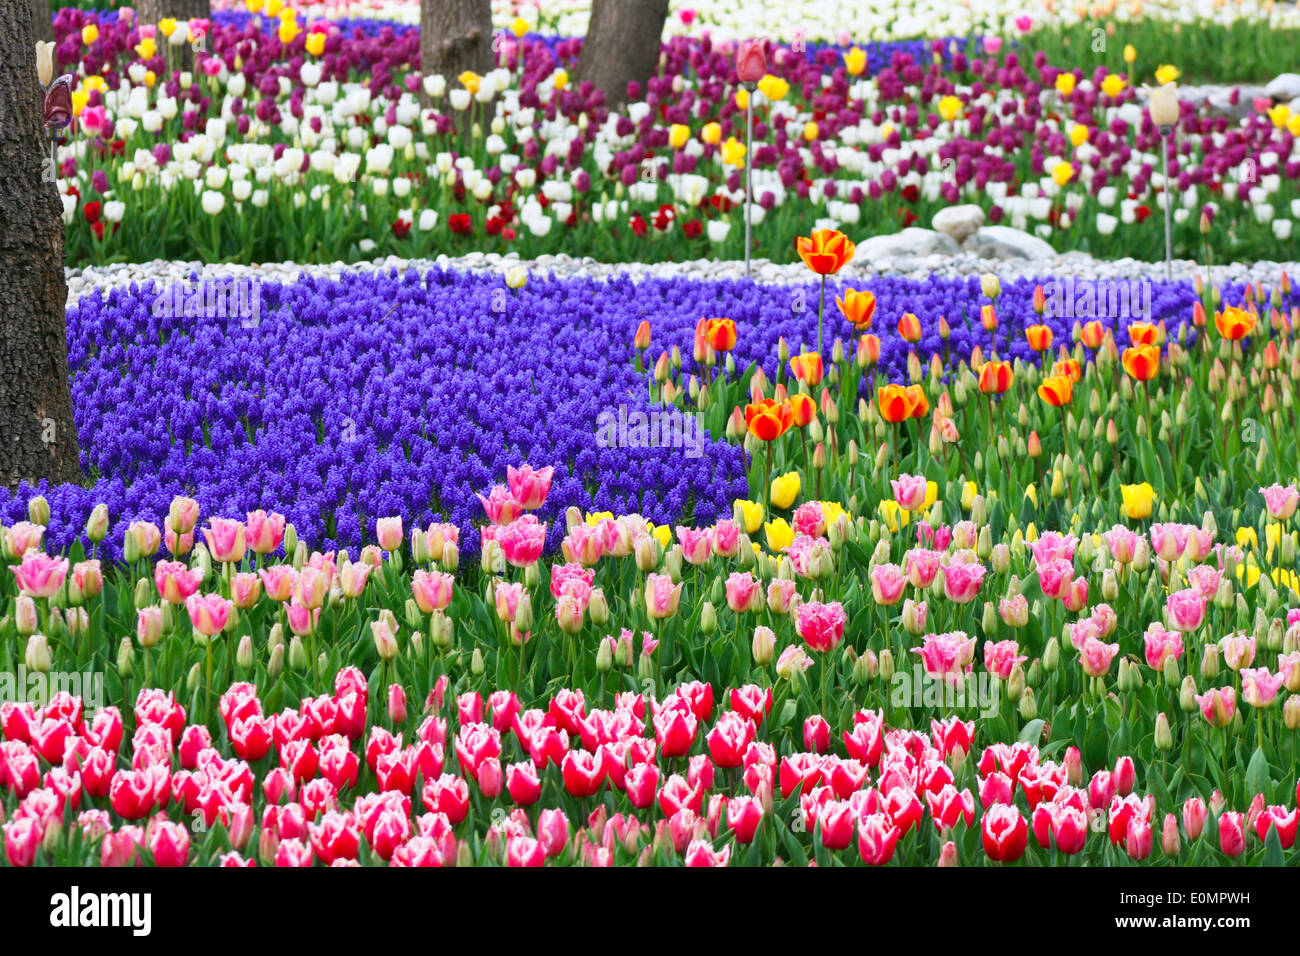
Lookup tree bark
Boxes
[0,4,81,488]
[575,0,670,109]
[135,0,212,76]
[31,0,53,43]
[420,0,494,81]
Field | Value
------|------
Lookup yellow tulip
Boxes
[701,122,722,145]
[1236,526,1258,551]
[1024,483,1038,508]
[802,122,819,141]
[82,24,100,45]
[669,124,690,150]
[278,20,301,44]
[878,500,911,534]
[735,88,749,110]
[71,88,89,117]
[818,501,847,528]
[144,70,156,87]
[511,16,530,38]
[770,472,801,511]
[459,71,481,95]
[757,74,789,101]
[553,69,569,91]
[721,137,747,167]
[1268,104,1291,129]
[962,481,978,510]
[1052,162,1076,186]
[135,37,157,59]
[1055,73,1076,96]
[265,0,284,16]
[1101,74,1127,98]
[735,499,765,534]
[1069,123,1089,148]
[844,47,867,76]
[648,523,672,549]
[247,0,265,12]
[1289,115,1300,137]
[1120,482,1154,520]
[764,519,794,552]
[937,95,963,123]
[1123,44,1136,63]
[1154,64,1181,85]
[158,18,178,37]
[584,511,615,527]
[305,32,326,57]
[1024,522,1039,543]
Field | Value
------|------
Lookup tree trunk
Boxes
[31,0,53,43]
[420,0,493,81]
[135,0,211,76]
[0,4,81,489]
[575,0,670,109]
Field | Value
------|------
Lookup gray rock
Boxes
[931,204,985,243]
[962,225,1057,260]
[1266,73,1300,100]
[853,227,960,264]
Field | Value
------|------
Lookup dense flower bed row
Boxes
[0,268,1232,560]
[44,9,1300,267]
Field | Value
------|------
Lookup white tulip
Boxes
[301,62,323,88]
[1096,213,1118,235]
[251,189,269,207]
[707,220,731,242]
[526,215,553,237]
[227,74,246,98]
[205,166,229,190]
[232,180,252,202]
[422,74,446,98]
[418,209,439,231]
[393,177,411,198]
[388,126,412,150]
[449,89,471,111]
[1273,219,1293,240]
[200,190,225,215]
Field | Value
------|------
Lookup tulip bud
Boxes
[1154,712,1173,751]
[471,648,485,675]
[1019,687,1037,721]
[27,495,50,526]
[441,542,460,572]
[25,634,51,674]
[1007,665,1025,702]
[15,596,37,636]
[1179,676,1198,712]
[1284,695,1300,730]
[86,503,110,543]
[1043,637,1059,673]
[1200,643,1220,680]
[267,642,285,679]
[1162,654,1180,688]
[187,662,202,693]
[937,841,959,867]
[289,636,308,671]
[852,650,878,685]
[700,601,717,636]
[589,587,609,626]
[878,649,895,683]
[236,634,254,671]
[282,523,298,558]
[752,625,775,665]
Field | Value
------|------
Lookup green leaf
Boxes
[1017,718,1044,744]
[1245,746,1271,803]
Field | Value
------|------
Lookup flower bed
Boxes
[48,11,1300,269]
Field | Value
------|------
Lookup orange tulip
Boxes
[1032,284,1047,314]
[1080,320,1105,350]
[796,228,855,275]
[745,399,794,441]
[897,312,923,343]
[1128,322,1160,346]
[703,318,737,352]
[1121,343,1160,381]
[1025,324,1053,352]
[978,359,1013,394]
[857,334,881,366]
[1214,305,1256,341]
[980,304,998,331]
[789,392,817,427]
[1037,374,1074,407]
[634,320,651,350]
[877,384,912,423]
[904,384,929,419]
[1052,358,1082,383]
[836,288,876,329]
[790,352,824,385]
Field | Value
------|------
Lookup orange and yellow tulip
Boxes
[633,320,651,350]
[795,229,855,275]
[1128,322,1160,346]
[790,352,824,385]
[978,360,1013,394]
[1214,305,1256,341]
[980,304,998,331]
[745,399,794,441]
[1052,358,1082,383]
[857,334,881,366]
[904,384,929,419]
[1121,343,1160,381]
[897,312,923,343]
[789,392,817,427]
[703,318,737,351]
[836,288,876,329]
[1025,325,1053,352]
[1037,374,1074,407]
[878,384,912,423]
[1080,320,1105,350]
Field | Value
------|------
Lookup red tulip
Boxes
[982,804,1029,862]
[735,38,767,84]
[857,813,902,865]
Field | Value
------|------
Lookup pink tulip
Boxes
[1241,667,1285,707]
[492,515,546,568]
[912,631,976,685]
[375,517,403,552]
[9,551,69,598]
[891,473,928,512]
[795,600,846,653]
[1194,687,1236,727]
[1218,632,1257,671]
[246,510,287,554]
[735,38,767,84]
[904,548,942,588]
[984,641,1027,680]
[202,517,247,564]
[1036,557,1073,601]
[941,562,985,603]
[1078,636,1119,677]
[870,563,906,605]
[186,592,233,636]
[1101,525,1139,564]
[857,813,902,865]
[412,570,454,613]
[1165,588,1206,632]
[258,564,297,602]
[1142,622,1184,670]
[1014,14,1033,31]
[507,464,553,510]
[1218,811,1246,858]
[711,518,741,557]
[725,571,762,613]
[1261,483,1299,521]
[477,485,522,525]
[4,522,45,557]
[675,525,712,566]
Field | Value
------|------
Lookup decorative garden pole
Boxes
[1148,83,1180,281]
[735,38,767,278]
